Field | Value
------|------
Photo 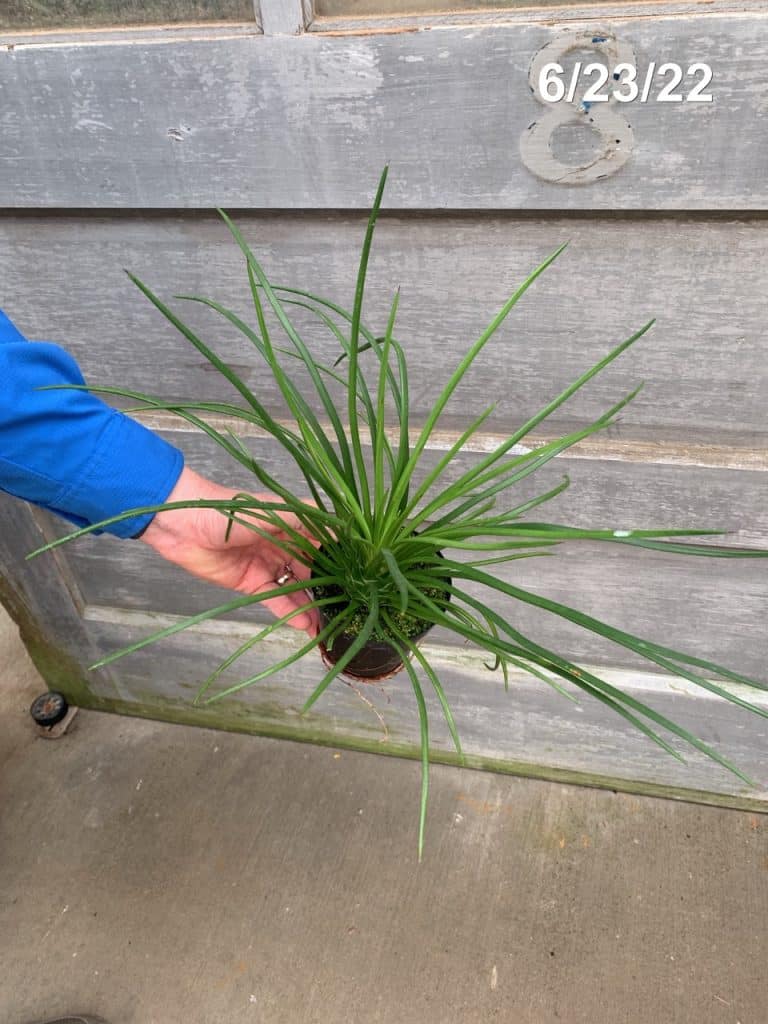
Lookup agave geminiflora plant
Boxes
[34,168,768,858]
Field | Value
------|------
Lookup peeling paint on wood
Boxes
[0,15,766,207]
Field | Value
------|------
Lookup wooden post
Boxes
[256,0,311,34]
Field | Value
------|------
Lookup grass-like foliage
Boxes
[32,169,768,858]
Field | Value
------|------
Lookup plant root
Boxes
[344,679,389,743]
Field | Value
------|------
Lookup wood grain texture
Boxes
[316,0,642,12]
[1,15,766,208]
[61,551,768,678]
[133,410,768,473]
[0,495,120,703]
[0,0,254,31]
[2,212,767,441]
[63,530,768,676]
[90,421,768,545]
[0,23,261,45]
[312,0,765,26]
[256,0,307,34]
[29,421,765,679]
[80,605,768,802]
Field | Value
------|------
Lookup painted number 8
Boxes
[520,32,636,185]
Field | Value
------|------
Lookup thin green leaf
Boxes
[384,242,569,528]
[202,608,353,704]
[87,578,333,671]
[410,643,464,762]
[410,385,644,536]
[382,548,410,613]
[349,167,389,509]
[28,498,335,560]
[301,589,381,713]
[430,580,751,782]
[432,572,758,783]
[194,595,338,704]
[383,612,431,862]
[374,290,399,528]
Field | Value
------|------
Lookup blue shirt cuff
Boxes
[51,411,184,538]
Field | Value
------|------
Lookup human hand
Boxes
[140,467,320,635]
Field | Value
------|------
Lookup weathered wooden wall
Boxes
[1,14,766,208]
[1,2,767,807]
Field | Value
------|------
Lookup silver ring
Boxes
[275,564,294,586]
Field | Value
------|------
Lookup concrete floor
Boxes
[1,608,766,1024]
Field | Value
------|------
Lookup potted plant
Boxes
[35,169,768,858]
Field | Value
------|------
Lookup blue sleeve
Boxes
[0,308,184,538]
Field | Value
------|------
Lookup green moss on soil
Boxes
[313,576,448,642]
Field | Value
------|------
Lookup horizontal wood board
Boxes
[62,533,768,677]
[79,606,768,801]
[1,15,767,208]
[315,0,642,12]
[1,212,767,442]
[3,482,767,807]
[313,1,768,30]
[70,425,768,544]
[41,423,768,677]
[0,0,254,31]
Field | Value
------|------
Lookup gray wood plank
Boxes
[313,0,768,29]
[257,0,308,34]
[316,0,649,11]
[1,16,766,208]
[32,426,768,678]
[0,0,254,31]
[59,534,768,678]
[0,495,120,704]
[2,212,767,441]
[7,435,767,804]
[0,23,261,45]
[140,428,768,548]
[80,606,768,804]
[43,419,768,548]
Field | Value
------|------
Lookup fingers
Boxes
[252,578,320,636]
[199,489,322,636]
[269,562,321,636]
[219,498,322,551]
[288,558,313,583]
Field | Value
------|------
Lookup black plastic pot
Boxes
[312,549,448,683]
[318,616,432,682]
